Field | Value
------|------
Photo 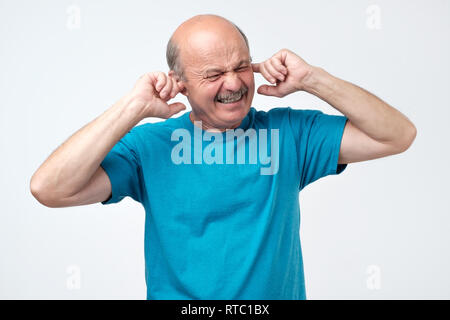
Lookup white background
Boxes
[1,0,449,299]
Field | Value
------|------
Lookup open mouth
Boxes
[215,89,247,105]
[216,94,244,104]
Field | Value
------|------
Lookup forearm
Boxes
[30,95,145,199]
[303,67,416,146]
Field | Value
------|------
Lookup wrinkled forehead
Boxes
[179,30,250,73]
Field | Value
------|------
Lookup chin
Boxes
[217,106,250,129]
[215,96,251,120]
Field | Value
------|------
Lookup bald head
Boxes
[166,15,250,81]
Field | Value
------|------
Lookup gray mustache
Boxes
[216,87,248,101]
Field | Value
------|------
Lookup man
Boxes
[30,14,416,299]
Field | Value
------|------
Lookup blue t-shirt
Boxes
[100,106,348,299]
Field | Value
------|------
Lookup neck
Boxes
[189,112,242,132]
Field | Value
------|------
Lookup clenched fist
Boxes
[127,71,186,119]
[252,49,315,98]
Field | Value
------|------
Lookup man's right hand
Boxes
[30,71,188,208]
[127,71,187,119]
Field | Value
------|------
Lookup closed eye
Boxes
[206,73,222,80]
[236,66,250,71]
[205,66,249,81]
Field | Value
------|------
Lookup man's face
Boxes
[177,30,255,130]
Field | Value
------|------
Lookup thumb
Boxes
[167,102,187,117]
[251,63,261,73]
[257,85,281,97]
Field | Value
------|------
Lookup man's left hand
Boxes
[252,49,314,97]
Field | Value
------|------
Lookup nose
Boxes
[222,72,242,92]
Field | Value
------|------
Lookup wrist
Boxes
[300,66,320,91]
[117,94,148,123]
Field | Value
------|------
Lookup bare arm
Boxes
[252,49,417,163]
[302,67,417,164]
[30,72,186,208]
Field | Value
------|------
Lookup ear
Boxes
[169,70,188,97]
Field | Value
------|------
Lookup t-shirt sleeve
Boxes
[100,128,144,205]
[288,107,348,191]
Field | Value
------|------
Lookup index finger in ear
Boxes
[270,57,288,75]
[154,72,167,92]
[251,63,261,73]
[169,77,179,98]
[177,80,185,90]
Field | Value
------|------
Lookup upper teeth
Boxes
[217,91,245,103]
[219,95,242,103]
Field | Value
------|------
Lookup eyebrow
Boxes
[204,58,252,74]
